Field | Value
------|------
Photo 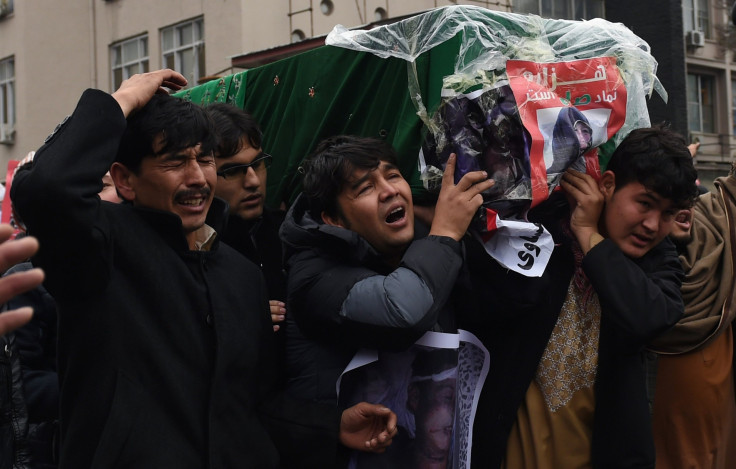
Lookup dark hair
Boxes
[204,102,263,158]
[115,94,216,173]
[301,135,398,219]
[607,124,699,209]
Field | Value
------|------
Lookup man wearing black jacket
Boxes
[205,103,287,332]
[461,125,699,468]
[10,69,396,469]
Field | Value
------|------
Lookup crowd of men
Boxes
[0,68,732,469]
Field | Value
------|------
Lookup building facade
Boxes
[6,0,718,184]
[680,0,736,185]
[0,0,517,169]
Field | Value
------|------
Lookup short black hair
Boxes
[301,135,398,219]
[204,102,263,158]
[607,124,698,209]
[115,94,215,173]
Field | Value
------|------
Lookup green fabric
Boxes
[179,74,236,105]
[174,7,661,211]
[175,39,461,209]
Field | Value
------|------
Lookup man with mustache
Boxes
[205,103,287,333]
[648,162,736,468]
[10,70,397,468]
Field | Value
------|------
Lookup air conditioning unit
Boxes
[0,125,15,145]
[686,30,705,48]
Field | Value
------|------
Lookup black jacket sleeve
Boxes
[10,89,126,299]
[287,236,462,350]
[582,238,684,348]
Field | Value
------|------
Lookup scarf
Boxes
[649,174,736,354]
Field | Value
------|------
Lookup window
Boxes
[514,0,604,19]
[110,35,149,91]
[687,73,715,134]
[683,0,710,38]
[0,0,14,19]
[731,80,736,136]
[161,18,204,88]
[0,57,14,144]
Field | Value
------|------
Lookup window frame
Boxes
[687,72,716,134]
[682,0,711,38]
[160,17,205,88]
[110,34,149,92]
[0,56,15,144]
[513,0,605,19]
[0,0,14,19]
[730,79,736,136]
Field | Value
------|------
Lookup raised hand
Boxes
[430,154,494,240]
[0,224,44,336]
[560,169,605,253]
[112,69,188,118]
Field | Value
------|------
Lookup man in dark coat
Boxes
[205,103,287,332]
[10,69,397,469]
[461,125,699,468]
[0,223,44,469]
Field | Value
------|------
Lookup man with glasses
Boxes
[205,103,288,332]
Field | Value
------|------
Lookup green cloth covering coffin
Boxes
[176,5,663,211]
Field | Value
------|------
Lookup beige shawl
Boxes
[650,175,736,354]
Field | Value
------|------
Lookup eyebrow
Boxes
[640,190,668,208]
[159,152,189,162]
[160,148,210,161]
[349,171,373,191]
[347,161,397,191]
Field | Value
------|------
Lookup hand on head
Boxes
[429,154,494,241]
[560,169,605,253]
[112,69,188,118]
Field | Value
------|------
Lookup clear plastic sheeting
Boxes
[327,6,664,276]
[326,5,664,149]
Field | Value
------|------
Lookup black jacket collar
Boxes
[130,197,230,252]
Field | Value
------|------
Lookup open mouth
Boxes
[385,206,405,224]
[675,210,692,226]
[176,188,211,208]
[179,197,205,206]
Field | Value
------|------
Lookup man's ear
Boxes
[321,211,345,228]
[109,162,136,202]
[599,170,616,200]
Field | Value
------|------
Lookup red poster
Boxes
[1,160,19,235]
[507,57,627,208]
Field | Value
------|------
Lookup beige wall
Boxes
[0,0,507,172]
[0,1,93,170]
